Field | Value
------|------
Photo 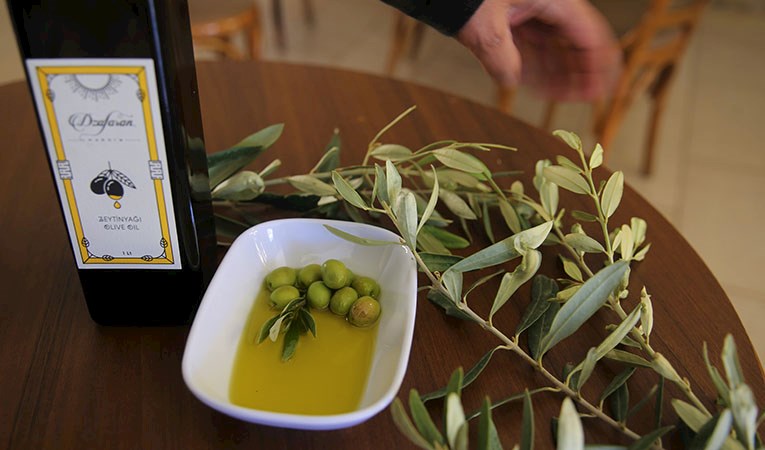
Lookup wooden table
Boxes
[1,60,762,448]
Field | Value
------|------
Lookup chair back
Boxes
[596,0,709,140]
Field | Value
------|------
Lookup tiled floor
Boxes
[1,1,763,361]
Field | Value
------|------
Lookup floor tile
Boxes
[684,11,765,170]
[679,162,765,295]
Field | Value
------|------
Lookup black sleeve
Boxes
[380,0,485,36]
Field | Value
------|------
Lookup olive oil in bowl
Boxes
[229,288,379,415]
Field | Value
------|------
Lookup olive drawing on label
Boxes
[89,162,136,209]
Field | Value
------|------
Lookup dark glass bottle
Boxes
[7,0,216,325]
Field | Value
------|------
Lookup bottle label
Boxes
[26,59,182,270]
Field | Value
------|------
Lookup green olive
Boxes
[266,266,297,291]
[351,276,381,299]
[348,296,381,327]
[306,281,332,310]
[298,264,323,289]
[329,286,358,316]
[322,259,349,289]
[270,285,300,310]
[343,269,355,287]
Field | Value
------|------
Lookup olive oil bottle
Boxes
[7,0,216,325]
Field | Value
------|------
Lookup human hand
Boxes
[456,0,621,101]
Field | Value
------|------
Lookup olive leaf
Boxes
[447,235,520,273]
[499,199,522,234]
[705,409,734,450]
[422,347,503,402]
[210,170,265,201]
[599,368,636,406]
[419,253,463,273]
[323,225,401,246]
[605,349,652,368]
[445,393,467,450]
[433,169,491,192]
[371,143,413,161]
[331,171,369,210]
[673,399,711,431]
[396,191,418,248]
[287,175,337,196]
[539,261,629,356]
[626,426,673,450]
[576,348,599,391]
[515,275,559,337]
[592,305,642,362]
[639,288,654,340]
[281,321,300,361]
[439,189,477,220]
[730,384,758,450]
[651,353,684,385]
[417,168,440,235]
[427,290,474,321]
[564,233,606,254]
[482,202,495,244]
[256,315,280,344]
[544,166,591,195]
[374,164,388,205]
[703,341,731,406]
[556,155,582,172]
[571,210,598,222]
[631,217,647,247]
[441,270,464,305]
[516,221,553,249]
[722,334,745,388]
[489,249,541,322]
[409,390,446,447]
[557,397,584,450]
[561,256,583,282]
[477,397,503,450]
[590,144,604,169]
[207,123,284,188]
[540,180,559,217]
[527,302,559,360]
[391,398,434,450]
[601,171,624,219]
[259,159,282,177]
[553,130,583,153]
[521,390,534,450]
[423,225,469,249]
[610,382,630,422]
[386,160,402,209]
[416,139,457,154]
[619,225,635,260]
[311,147,340,174]
[433,148,490,175]
[674,400,745,450]
[417,229,451,254]
[463,270,505,304]
[311,128,341,173]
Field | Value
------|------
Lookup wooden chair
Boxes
[271,0,315,51]
[543,0,710,174]
[189,0,263,60]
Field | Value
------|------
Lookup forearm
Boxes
[380,0,484,35]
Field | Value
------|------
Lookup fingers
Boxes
[456,0,522,88]
[527,0,622,100]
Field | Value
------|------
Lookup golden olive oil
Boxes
[229,288,379,415]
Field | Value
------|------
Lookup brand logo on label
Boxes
[68,111,134,136]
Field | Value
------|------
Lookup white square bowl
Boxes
[182,218,418,430]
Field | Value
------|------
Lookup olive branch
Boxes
[208,107,762,450]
